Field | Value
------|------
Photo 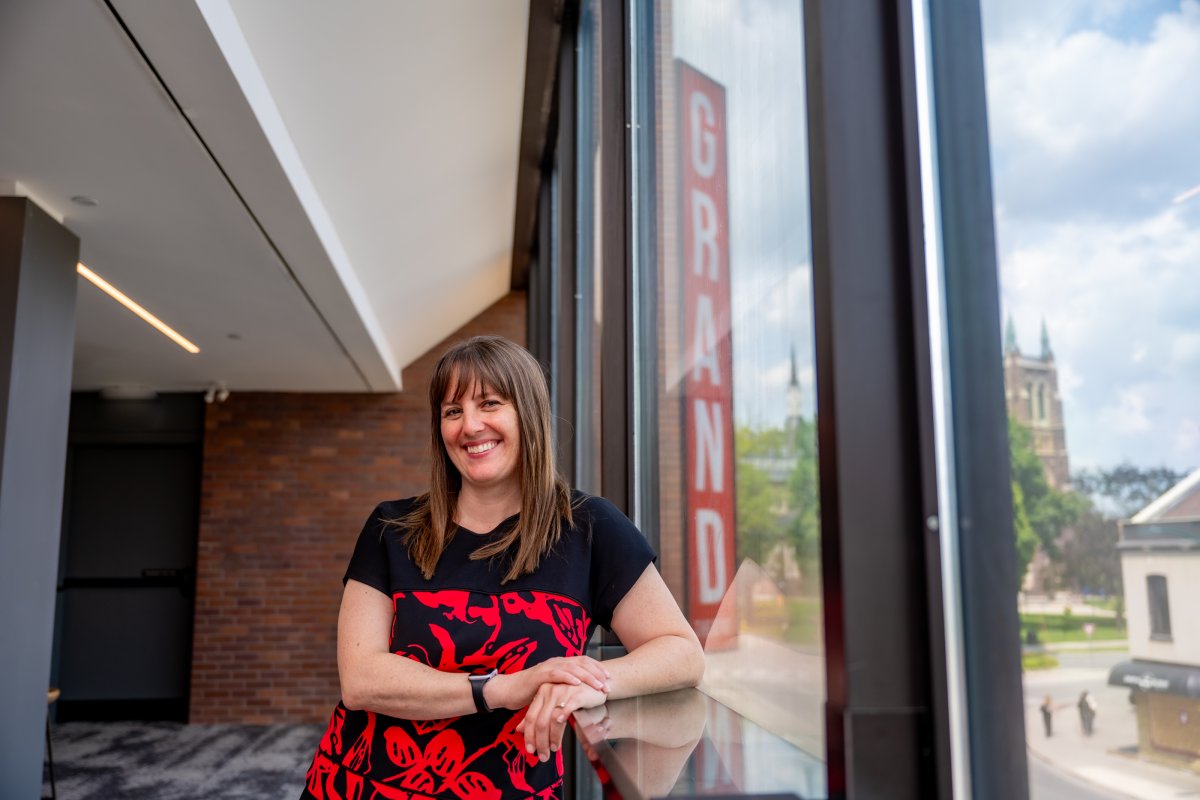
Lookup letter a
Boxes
[692,294,720,385]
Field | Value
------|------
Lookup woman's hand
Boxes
[571,704,612,755]
[518,681,608,762]
[484,656,609,711]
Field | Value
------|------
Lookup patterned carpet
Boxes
[42,721,324,799]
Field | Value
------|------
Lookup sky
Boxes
[982,0,1200,471]
[668,0,1199,474]
[670,0,816,430]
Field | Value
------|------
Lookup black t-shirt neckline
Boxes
[452,512,519,537]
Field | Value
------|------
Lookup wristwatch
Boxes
[468,668,499,713]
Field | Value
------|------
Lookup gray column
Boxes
[0,197,78,799]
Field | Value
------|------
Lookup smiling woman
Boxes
[300,336,704,800]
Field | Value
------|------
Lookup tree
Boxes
[734,459,779,565]
[1011,480,1038,590]
[734,419,820,577]
[1009,418,1081,561]
[786,418,820,572]
[1074,463,1191,518]
[1057,502,1120,596]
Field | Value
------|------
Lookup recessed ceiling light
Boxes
[76,262,200,354]
[70,195,98,207]
[99,385,157,401]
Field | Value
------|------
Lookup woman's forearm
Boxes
[601,634,705,701]
[340,652,477,720]
[341,653,612,720]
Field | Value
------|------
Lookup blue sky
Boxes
[982,0,1200,470]
[666,0,1199,474]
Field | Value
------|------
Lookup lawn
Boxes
[1022,652,1060,671]
[743,595,823,647]
[1020,612,1125,644]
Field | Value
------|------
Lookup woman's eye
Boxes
[443,408,461,419]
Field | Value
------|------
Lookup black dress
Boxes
[301,492,656,800]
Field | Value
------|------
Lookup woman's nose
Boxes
[461,406,485,432]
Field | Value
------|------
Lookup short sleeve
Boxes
[343,503,391,595]
[583,496,658,630]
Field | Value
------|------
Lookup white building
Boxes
[1109,468,1200,770]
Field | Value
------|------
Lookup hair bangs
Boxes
[430,343,519,408]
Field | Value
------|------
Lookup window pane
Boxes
[982,0,1200,791]
[632,0,824,793]
[575,0,603,494]
[1147,575,1172,641]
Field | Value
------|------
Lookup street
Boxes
[1022,649,1200,799]
[1030,758,1129,800]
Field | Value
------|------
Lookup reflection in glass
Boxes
[632,0,824,786]
[573,690,823,799]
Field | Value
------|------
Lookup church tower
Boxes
[1003,316,1071,489]
[786,344,803,434]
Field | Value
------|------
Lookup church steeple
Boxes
[1005,314,1019,355]
[1040,318,1053,361]
[786,344,802,429]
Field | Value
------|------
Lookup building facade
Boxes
[1110,469,1200,770]
[1003,317,1070,490]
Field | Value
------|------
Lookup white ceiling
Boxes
[0,0,529,393]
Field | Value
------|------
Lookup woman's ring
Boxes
[557,701,566,708]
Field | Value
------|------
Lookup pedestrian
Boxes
[1078,690,1097,735]
[1040,695,1054,737]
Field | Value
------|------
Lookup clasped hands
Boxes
[482,656,610,763]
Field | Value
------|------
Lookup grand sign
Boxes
[678,60,735,640]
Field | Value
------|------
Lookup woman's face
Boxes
[440,379,521,495]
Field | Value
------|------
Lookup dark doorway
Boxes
[53,393,204,722]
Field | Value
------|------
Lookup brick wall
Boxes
[189,292,526,723]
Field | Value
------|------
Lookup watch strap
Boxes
[469,668,498,713]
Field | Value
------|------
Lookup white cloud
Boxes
[983,0,1200,223]
[985,0,1200,471]
[999,206,1200,468]
[1057,362,1083,402]
[1099,387,1153,434]
[1170,332,1200,368]
[1176,418,1200,456]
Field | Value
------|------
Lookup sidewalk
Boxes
[1024,665,1200,799]
[1020,594,1118,618]
[1041,640,1129,653]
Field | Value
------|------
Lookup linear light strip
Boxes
[76,262,200,354]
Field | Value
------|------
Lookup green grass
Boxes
[1020,613,1125,643]
[743,596,823,647]
[1022,652,1060,671]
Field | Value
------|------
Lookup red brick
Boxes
[189,292,527,723]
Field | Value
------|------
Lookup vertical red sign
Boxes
[678,60,735,641]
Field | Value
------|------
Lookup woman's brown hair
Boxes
[398,335,574,582]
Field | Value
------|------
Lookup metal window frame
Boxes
[520,0,1028,795]
[804,1,945,795]
[923,0,1030,794]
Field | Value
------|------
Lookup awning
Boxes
[1108,659,1200,697]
